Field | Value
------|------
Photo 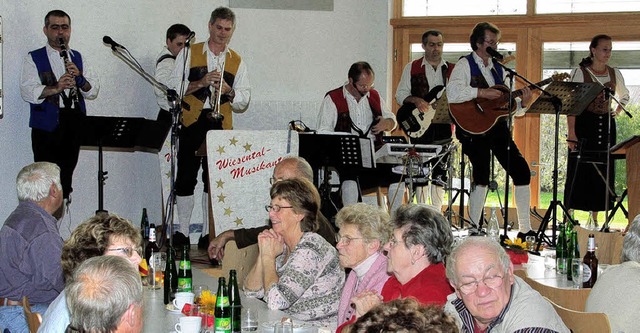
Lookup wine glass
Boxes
[241,307,258,332]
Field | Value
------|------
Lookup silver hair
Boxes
[16,162,62,202]
[391,204,453,264]
[445,236,511,285]
[336,203,393,246]
[66,256,143,333]
[622,214,640,262]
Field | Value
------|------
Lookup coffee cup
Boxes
[172,291,195,311]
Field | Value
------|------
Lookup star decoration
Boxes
[217,193,226,203]
[224,207,233,216]
[216,179,224,189]
[229,137,238,146]
[234,217,244,226]
[243,143,252,152]
[216,145,226,154]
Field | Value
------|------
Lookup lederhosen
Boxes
[175,43,241,196]
[564,66,617,211]
[455,54,530,187]
[29,47,86,199]
[408,58,455,184]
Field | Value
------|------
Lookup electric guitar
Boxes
[449,72,570,135]
[396,85,446,138]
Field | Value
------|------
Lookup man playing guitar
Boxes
[394,30,454,211]
[447,22,535,241]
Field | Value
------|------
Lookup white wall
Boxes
[0,0,391,238]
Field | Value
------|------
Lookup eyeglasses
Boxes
[106,247,142,258]
[483,39,499,47]
[265,204,294,213]
[388,237,405,248]
[335,234,366,246]
[269,177,284,185]
[457,274,505,295]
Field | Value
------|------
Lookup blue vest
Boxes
[464,53,504,88]
[29,47,86,132]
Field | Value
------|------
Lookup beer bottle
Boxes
[228,270,242,333]
[582,233,599,288]
[215,277,231,333]
[163,246,178,304]
[487,207,500,242]
[145,224,160,264]
[567,230,579,280]
[177,246,193,292]
[556,223,568,274]
[140,208,150,257]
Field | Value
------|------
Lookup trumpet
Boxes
[205,55,226,124]
[58,37,80,107]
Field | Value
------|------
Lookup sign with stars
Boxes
[206,130,299,235]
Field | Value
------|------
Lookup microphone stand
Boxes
[106,42,182,249]
[491,57,559,243]
[582,67,631,231]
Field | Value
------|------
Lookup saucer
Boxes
[165,304,183,314]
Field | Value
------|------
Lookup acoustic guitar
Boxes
[449,72,570,135]
[396,85,445,138]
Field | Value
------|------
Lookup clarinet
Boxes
[58,37,80,107]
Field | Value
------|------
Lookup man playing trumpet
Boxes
[170,6,251,248]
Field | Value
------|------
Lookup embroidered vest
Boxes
[409,58,454,99]
[326,87,383,146]
[465,53,504,89]
[29,47,86,132]
[580,66,617,115]
[180,42,241,129]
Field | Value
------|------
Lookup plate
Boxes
[165,304,183,314]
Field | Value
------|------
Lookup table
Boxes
[520,252,575,289]
[143,267,335,333]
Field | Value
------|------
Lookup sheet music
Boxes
[359,138,374,169]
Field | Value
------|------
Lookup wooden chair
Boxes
[519,273,590,311]
[201,240,258,287]
[544,297,611,333]
[22,296,42,333]
[575,226,624,264]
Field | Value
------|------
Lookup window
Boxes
[403,0,526,17]
[537,0,640,14]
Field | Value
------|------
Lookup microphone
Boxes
[102,36,126,49]
[486,47,504,61]
[187,31,196,41]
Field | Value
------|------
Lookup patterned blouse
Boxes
[245,232,344,324]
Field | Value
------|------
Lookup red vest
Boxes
[326,87,383,146]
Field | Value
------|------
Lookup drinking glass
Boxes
[148,252,166,290]
[275,322,293,333]
[241,307,258,332]
[193,284,209,305]
[526,236,536,251]
[544,252,556,271]
[571,258,583,288]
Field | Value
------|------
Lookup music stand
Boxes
[298,132,365,219]
[82,115,169,214]
[527,81,602,249]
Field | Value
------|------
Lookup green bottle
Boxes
[567,230,580,281]
[177,246,192,292]
[555,223,567,274]
[228,270,242,333]
[214,277,231,333]
[163,246,178,305]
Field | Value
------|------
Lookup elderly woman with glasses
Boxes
[243,178,344,324]
[334,203,392,327]
[337,204,454,332]
[444,236,568,332]
[38,213,142,333]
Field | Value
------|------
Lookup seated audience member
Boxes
[0,162,65,333]
[585,214,640,333]
[344,298,459,333]
[243,178,344,324]
[339,204,454,332]
[444,237,569,332]
[65,256,143,333]
[335,203,392,326]
[208,156,336,261]
[39,214,142,333]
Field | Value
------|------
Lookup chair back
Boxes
[201,240,258,287]
[576,226,624,264]
[22,296,42,333]
[520,274,590,311]
[545,297,611,332]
